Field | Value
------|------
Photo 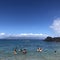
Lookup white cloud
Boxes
[50,18,60,34]
[11,33,49,39]
[0,33,6,38]
[13,33,48,38]
[0,33,5,36]
[0,33,49,39]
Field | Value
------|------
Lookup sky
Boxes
[0,0,60,37]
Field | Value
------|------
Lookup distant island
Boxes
[44,36,60,42]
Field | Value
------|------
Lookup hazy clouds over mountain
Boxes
[0,33,49,39]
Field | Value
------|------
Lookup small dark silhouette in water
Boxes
[22,49,27,54]
[18,49,23,52]
[54,50,56,53]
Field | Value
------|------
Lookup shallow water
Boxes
[0,39,60,60]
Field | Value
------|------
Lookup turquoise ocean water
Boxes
[0,39,60,60]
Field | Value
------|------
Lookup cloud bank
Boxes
[0,33,49,39]
[50,18,60,35]
[15,33,48,37]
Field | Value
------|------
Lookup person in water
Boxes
[37,48,42,52]
[18,49,23,52]
[54,50,56,53]
[22,49,27,54]
[14,48,17,55]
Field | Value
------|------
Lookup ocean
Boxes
[0,39,60,60]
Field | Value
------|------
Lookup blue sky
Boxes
[0,0,60,37]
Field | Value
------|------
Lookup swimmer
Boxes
[54,50,56,53]
[22,49,27,54]
[37,48,42,52]
[37,48,40,52]
[18,49,23,52]
[14,49,17,55]
[39,48,42,52]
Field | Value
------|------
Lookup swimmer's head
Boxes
[54,51,56,53]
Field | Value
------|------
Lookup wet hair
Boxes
[24,49,26,50]
[54,51,56,53]
[14,48,17,52]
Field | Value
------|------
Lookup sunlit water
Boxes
[0,39,60,60]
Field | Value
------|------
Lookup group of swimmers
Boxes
[13,47,42,55]
[37,48,42,52]
[13,47,57,55]
[14,48,27,55]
